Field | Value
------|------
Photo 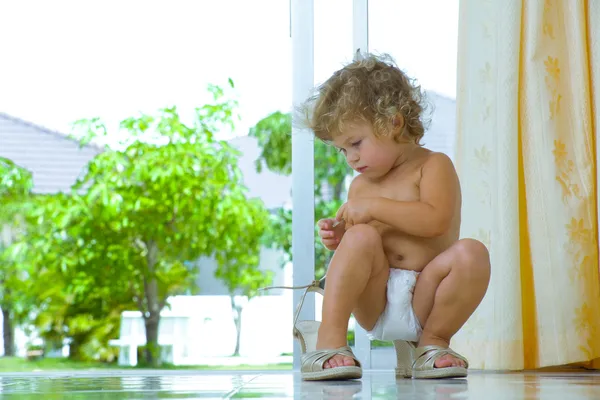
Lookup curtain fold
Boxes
[454,0,600,370]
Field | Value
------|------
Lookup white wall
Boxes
[194,247,290,296]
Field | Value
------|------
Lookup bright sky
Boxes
[0,0,458,144]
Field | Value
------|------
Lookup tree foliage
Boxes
[0,158,36,356]
[6,81,271,365]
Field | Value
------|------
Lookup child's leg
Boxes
[412,238,491,368]
[318,224,390,369]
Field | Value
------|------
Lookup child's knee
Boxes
[341,224,381,248]
[455,239,489,264]
[452,239,491,281]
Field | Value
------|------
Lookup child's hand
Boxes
[317,218,345,251]
[336,198,373,228]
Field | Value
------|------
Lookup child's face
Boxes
[332,122,403,178]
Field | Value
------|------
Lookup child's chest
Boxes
[359,168,422,202]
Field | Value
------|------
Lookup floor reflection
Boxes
[0,369,597,399]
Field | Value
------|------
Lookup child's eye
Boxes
[351,140,362,147]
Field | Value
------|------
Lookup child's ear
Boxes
[393,114,405,133]
[393,114,404,127]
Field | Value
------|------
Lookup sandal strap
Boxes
[259,277,326,331]
[413,345,469,370]
[301,345,361,372]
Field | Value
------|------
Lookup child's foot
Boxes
[432,353,467,368]
[317,327,356,369]
[418,335,467,368]
[323,354,357,369]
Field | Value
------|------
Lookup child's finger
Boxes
[317,219,334,229]
[322,238,338,247]
[318,229,334,238]
[335,204,346,221]
[332,219,346,232]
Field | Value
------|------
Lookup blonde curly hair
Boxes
[302,53,430,144]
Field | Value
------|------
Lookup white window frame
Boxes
[291,0,370,369]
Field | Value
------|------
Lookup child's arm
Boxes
[370,153,459,237]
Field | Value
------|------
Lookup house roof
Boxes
[0,112,102,194]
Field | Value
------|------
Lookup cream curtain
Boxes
[454,0,600,370]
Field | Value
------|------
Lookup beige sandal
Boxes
[262,278,362,381]
[394,340,418,378]
[394,340,468,379]
[301,346,362,381]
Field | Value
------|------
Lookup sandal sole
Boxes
[413,366,468,379]
[302,366,362,381]
[395,367,412,379]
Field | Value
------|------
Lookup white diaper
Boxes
[366,268,423,342]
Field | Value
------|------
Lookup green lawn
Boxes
[0,357,292,372]
[0,357,116,372]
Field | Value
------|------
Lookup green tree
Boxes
[249,111,353,277]
[18,192,140,361]
[17,82,271,366]
[1,159,126,360]
[0,158,34,357]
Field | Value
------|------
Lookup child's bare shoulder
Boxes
[420,151,456,175]
[419,151,457,179]
[347,174,370,199]
[418,151,461,198]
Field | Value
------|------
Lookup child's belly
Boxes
[381,233,449,271]
[366,220,458,271]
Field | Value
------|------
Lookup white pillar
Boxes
[353,0,369,56]
[352,0,372,370]
[291,0,315,370]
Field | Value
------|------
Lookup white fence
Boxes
[109,294,298,366]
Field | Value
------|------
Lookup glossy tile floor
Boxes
[0,369,598,399]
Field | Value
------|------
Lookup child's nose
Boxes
[347,151,359,163]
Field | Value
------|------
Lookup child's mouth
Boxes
[357,166,367,173]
